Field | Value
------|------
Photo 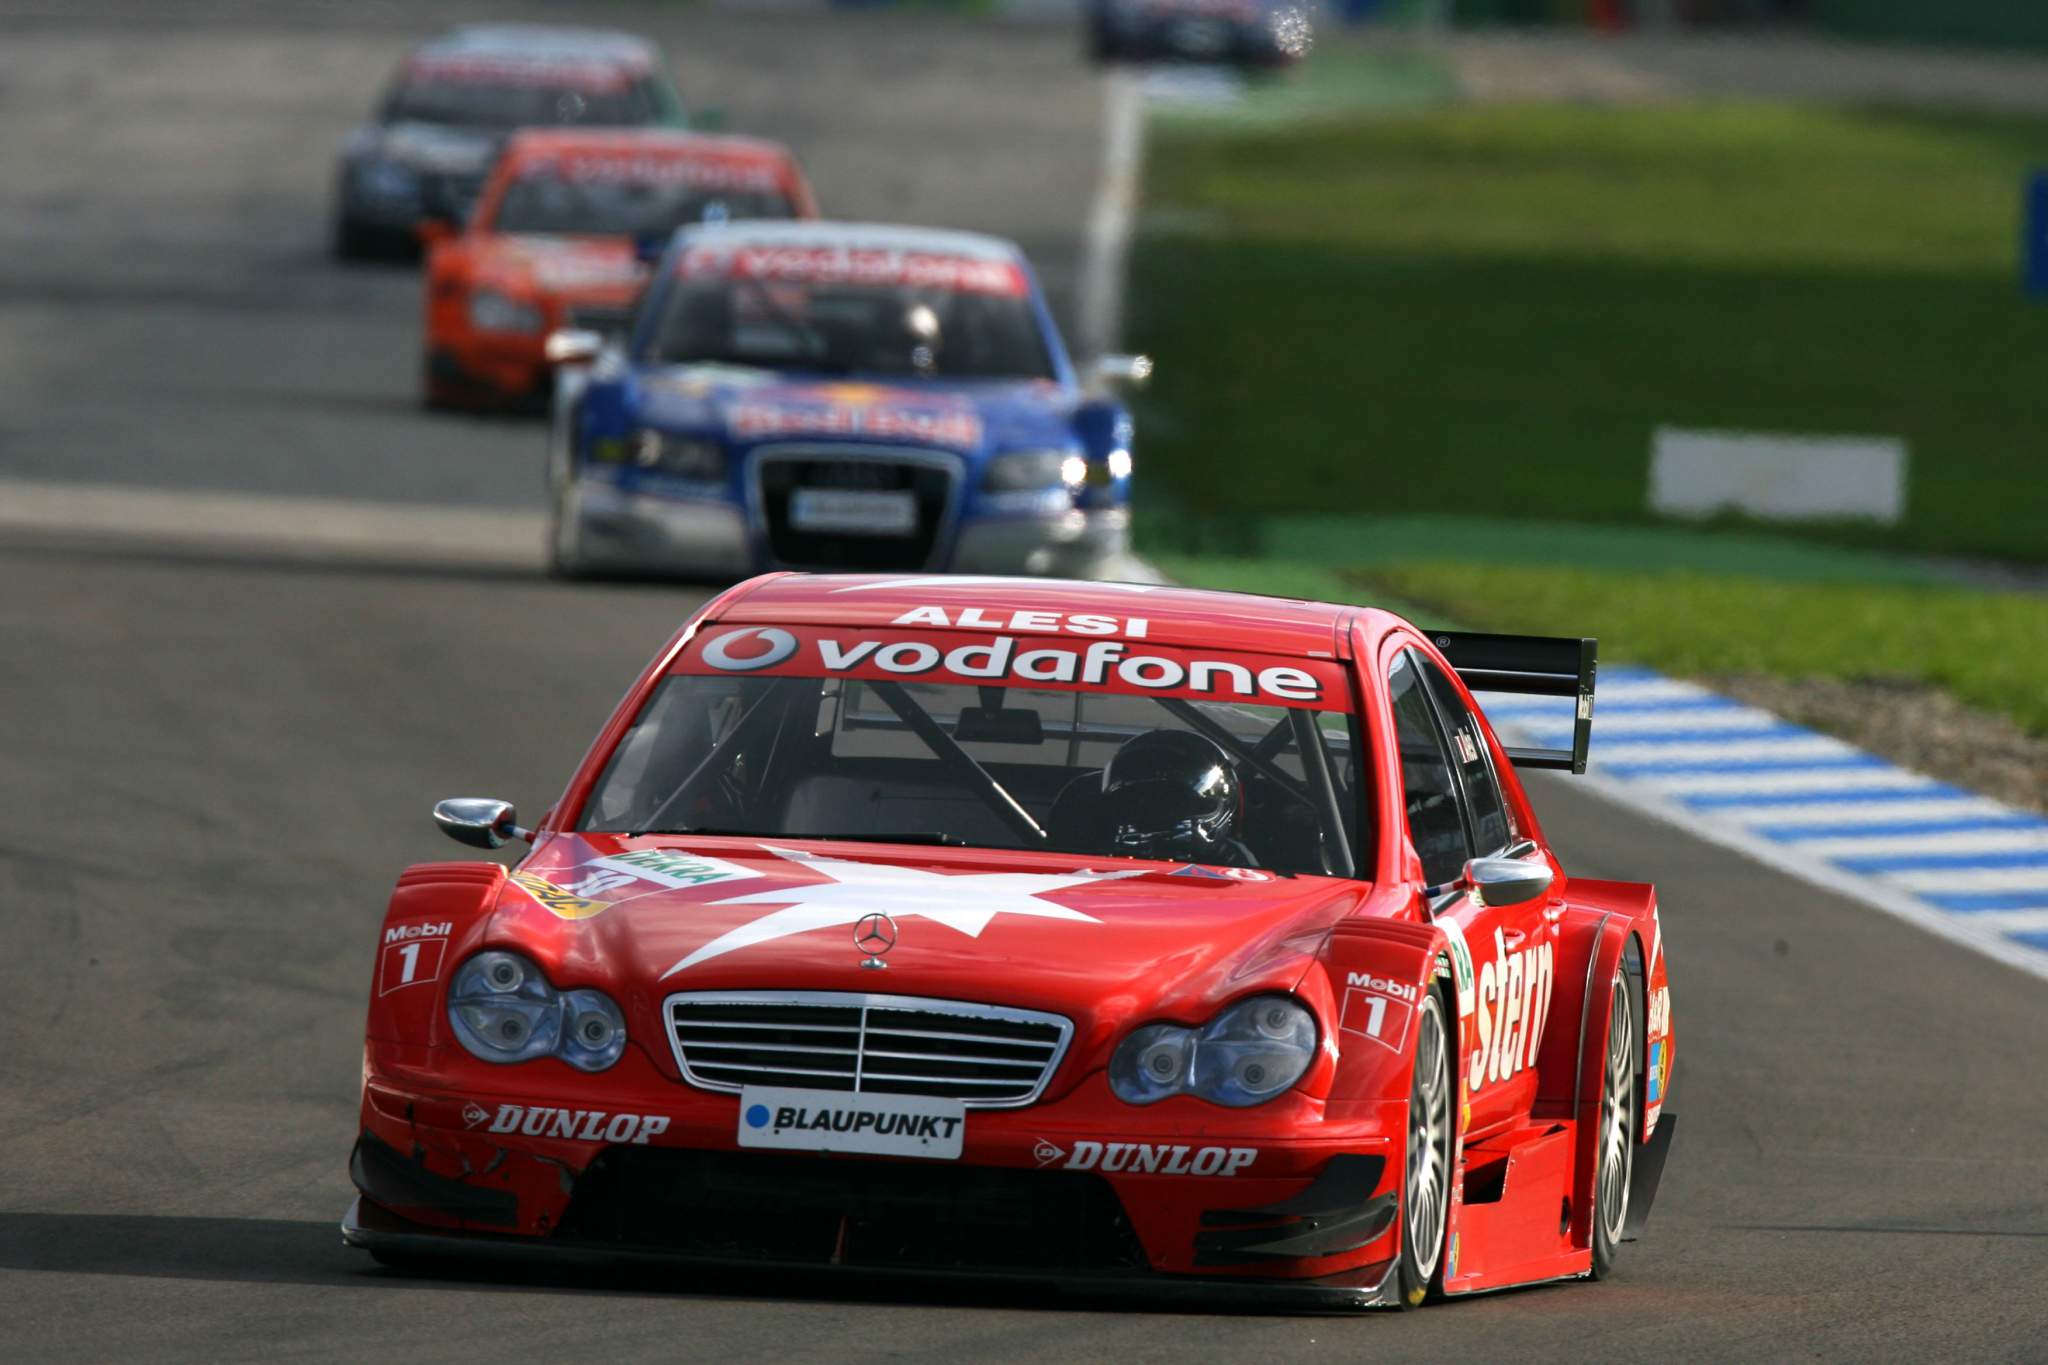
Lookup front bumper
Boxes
[952,506,1132,578]
[561,479,755,578]
[351,1054,1405,1294]
[562,475,1131,580]
[427,345,551,412]
[342,1193,1400,1310]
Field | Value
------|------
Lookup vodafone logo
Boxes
[693,626,1324,703]
[701,627,798,672]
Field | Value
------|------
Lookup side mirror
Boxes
[415,217,457,247]
[1463,855,1555,909]
[545,329,604,366]
[433,798,530,850]
[1090,353,1153,389]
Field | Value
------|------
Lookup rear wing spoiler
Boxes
[1430,631,1597,775]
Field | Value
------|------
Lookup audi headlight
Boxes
[1108,994,1316,1108]
[982,450,1086,493]
[631,429,727,480]
[468,290,543,335]
[447,950,629,1072]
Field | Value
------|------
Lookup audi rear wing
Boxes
[1429,631,1597,775]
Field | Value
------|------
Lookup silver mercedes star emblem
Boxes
[854,912,897,970]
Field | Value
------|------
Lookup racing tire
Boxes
[1590,970,1636,1279]
[333,216,375,262]
[1395,987,1453,1309]
[334,216,409,263]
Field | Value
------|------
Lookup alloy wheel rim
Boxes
[1406,1001,1450,1280]
[1597,981,1634,1245]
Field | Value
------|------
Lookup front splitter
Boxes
[340,1196,1403,1313]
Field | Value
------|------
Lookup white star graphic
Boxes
[659,846,1141,977]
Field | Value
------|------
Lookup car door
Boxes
[1388,648,1555,1138]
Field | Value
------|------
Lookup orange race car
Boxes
[422,128,818,411]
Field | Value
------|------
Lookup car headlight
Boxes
[982,450,1087,493]
[632,429,726,480]
[468,290,543,335]
[1108,994,1317,1107]
[447,950,628,1072]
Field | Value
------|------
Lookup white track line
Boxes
[0,478,545,567]
[1487,666,2048,984]
[1711,798,2015,829]
[1789,829,2048,859]
[1561,764,2048,984]
[1078,67,1144,360]
[1649,768,1942,798]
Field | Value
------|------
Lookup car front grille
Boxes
[664,991,1071,1109]
[754,447,956,571]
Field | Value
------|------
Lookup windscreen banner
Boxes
[675,624,1348,709]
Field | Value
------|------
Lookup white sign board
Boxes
[1649,427,1907,525]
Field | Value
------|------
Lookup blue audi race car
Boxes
[543,221,1150,580]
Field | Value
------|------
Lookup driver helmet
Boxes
[1100,730,1242,859]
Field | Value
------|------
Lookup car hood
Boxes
[464,233,646,298]
[492,834,1365,1055]
[630,369,1080,458]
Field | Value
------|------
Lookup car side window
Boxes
[1418,654,1513,856]
[1387,653,1471,886]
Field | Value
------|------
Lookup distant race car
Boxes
[344,573,1677,1308]
[334,25,692,260]
[1087,0,1312,67]
[543,221,1150,580]
[422,130,817,411]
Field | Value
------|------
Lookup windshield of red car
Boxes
[643,246,1054,380]
[577,671,1365,879]
[489,173,796,235]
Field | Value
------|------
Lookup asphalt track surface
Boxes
[2,5,2045,1362]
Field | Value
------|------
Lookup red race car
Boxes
[344,574,1676,1308]
[422,128,818,410]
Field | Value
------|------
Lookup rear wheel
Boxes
[1395,989,1451,1308]
[1591,972,1636,1278]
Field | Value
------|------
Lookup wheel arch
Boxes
[1557,911,1642,1254]
[1319,916,1460,1107]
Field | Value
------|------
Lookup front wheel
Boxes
[1591,971,1636,1278]
[1395,988,1452,1308]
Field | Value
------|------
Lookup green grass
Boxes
[1129,101,2048,563]
[1146,511,1972,585]
[1355,561,2048,737]
[1145,40,1457,134]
